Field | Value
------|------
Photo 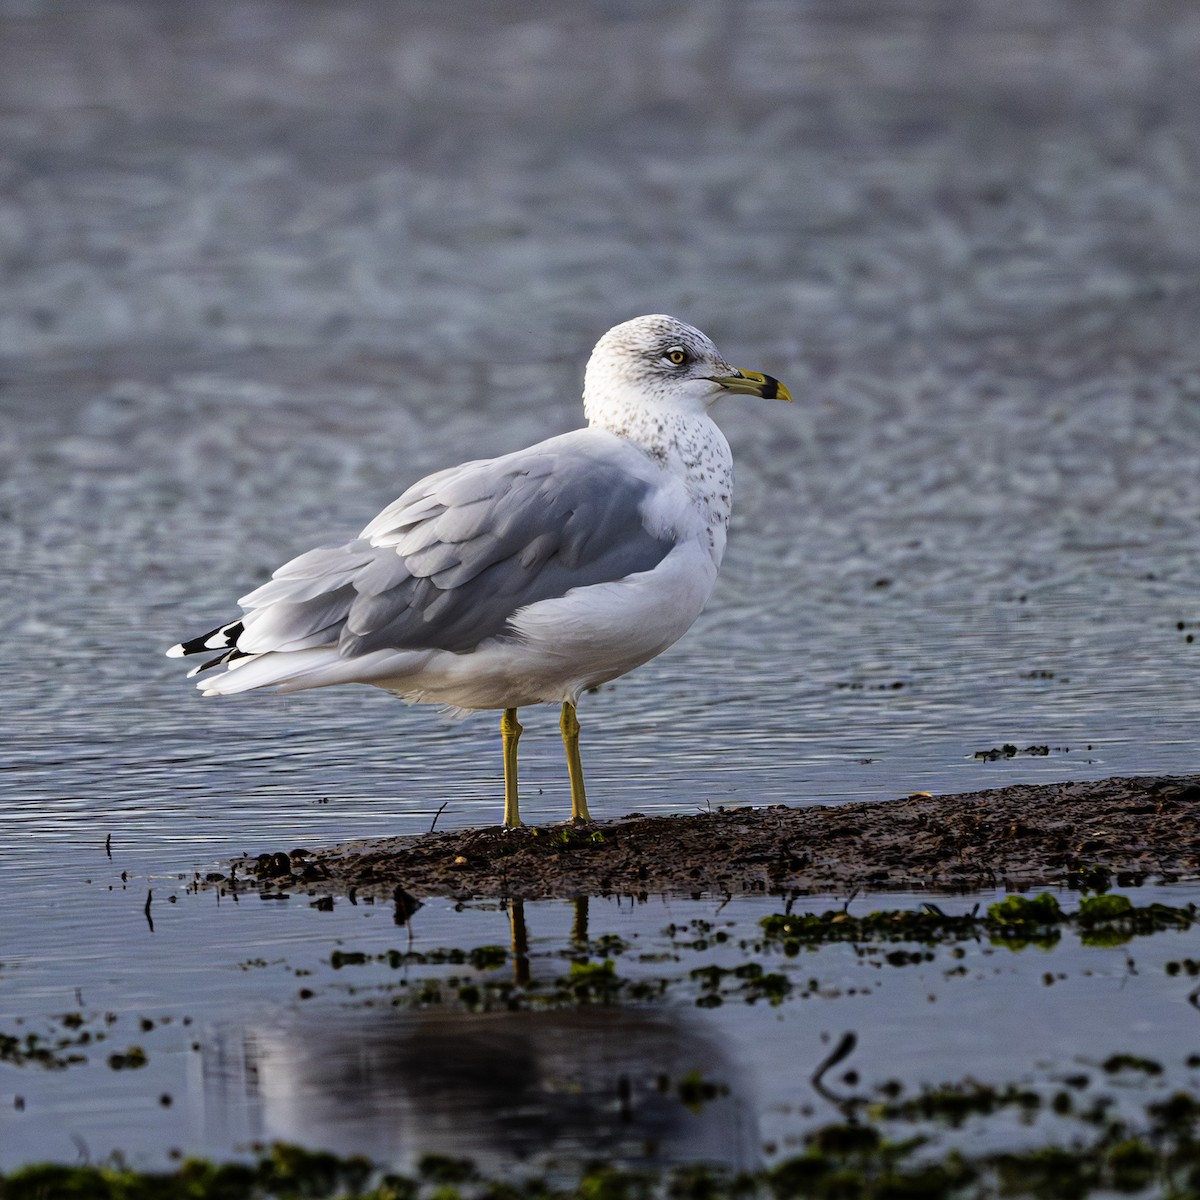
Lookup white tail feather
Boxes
[198,647,430,697]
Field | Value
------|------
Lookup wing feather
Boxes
[179,433,678,667]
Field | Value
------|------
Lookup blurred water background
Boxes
[1,0,1199,1172]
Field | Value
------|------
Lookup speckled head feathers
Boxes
[582,315,737,426]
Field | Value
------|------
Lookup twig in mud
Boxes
[430,800,450,833]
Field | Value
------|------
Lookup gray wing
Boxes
[234,446,676,657]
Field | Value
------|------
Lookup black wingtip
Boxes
[170,620,245,658]
[186,646,251,677]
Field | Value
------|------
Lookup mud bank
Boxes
[226,775,1200,902]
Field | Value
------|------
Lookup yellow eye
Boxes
[665,348,687,366]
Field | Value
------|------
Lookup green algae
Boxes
[8,1077,1200,1200]
[379,960,672,1013]
[759,907,982,950]
[106,1045,149,1071]
[329,945,512,971]
[689,963,791,1008]
[1,1012,119,1070]
[759,894,1197,957]
[305,891,1200,1017]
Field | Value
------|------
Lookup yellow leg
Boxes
[560,701,591,822]
[501,707,523,828]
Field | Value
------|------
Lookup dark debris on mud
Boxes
[226,775,1200,902]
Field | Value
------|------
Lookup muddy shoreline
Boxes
[227,775,1200,902]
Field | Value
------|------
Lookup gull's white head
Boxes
[582,314,789,428]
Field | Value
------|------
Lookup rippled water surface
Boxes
[6,883,1200,1174]
[2,0,1199,1172]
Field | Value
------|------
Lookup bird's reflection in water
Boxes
[204,898,757,1173]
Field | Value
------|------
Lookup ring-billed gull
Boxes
[168,315,790,827]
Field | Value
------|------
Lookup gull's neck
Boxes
[584,385,734,566]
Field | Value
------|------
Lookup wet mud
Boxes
[230,774,1200,901]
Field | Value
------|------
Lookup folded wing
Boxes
[176,440,677,674]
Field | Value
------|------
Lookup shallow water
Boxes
[3,0,1199,1173]
[5,880,1200,1174]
